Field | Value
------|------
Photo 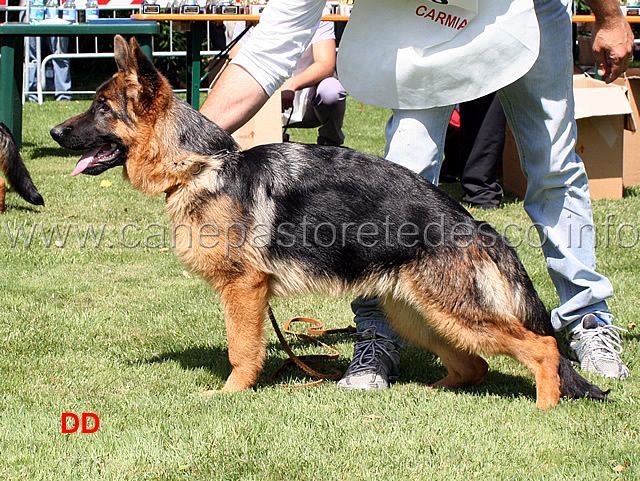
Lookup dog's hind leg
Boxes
[214,272,270,393]
[432,313,562,409]
[425,311,562,408]
[382,293,561,407]
[381,296,489,388]
[497,329,562,409]
[428,342,489,389]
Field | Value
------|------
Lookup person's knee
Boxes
[315,78,346,107]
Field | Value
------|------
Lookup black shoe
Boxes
[317,136,343,147]
[337,328,400,390]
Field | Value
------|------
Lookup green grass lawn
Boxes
[0,96,638,480]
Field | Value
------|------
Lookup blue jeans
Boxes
[353,0,614,335]
[28,37,72,102]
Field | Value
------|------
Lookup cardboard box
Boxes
[614,69,640,187]
[231,89,282,150]
[503,75,634,200]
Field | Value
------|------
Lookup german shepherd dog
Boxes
[51,36,607,408]
[0,122,44,212]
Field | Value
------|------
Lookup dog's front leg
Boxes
[218,273,269,392]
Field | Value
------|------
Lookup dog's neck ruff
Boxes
[164,149,234,199]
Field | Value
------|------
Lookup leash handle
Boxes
[282,107,294,138]
[267,305,356,387]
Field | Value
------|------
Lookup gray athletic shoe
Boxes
[337,328,400,390]
[569,314,630,379]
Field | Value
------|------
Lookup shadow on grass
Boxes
[30,147,82,158]
[623,185,640,198]
[140,345,231,382]
[623,330,640,344]
[399,346,539,402]
[451,371,537,402]
[1,200,43,213]
[142,339,549,403]
[136,337,352,389]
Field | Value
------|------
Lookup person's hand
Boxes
[280,78,297,111]
[592,15,634,83]
[281,88,295,111]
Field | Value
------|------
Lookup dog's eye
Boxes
[100,103,111,113]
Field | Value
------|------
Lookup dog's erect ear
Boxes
[130,37,160,89]
[114,34,133,74]
[129,36,162,111]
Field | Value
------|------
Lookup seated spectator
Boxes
[230,11,346,146]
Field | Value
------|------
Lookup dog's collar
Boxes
[212,149,233,159]
[191,149,233,177]
[165,149,233,198]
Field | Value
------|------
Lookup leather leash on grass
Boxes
[267,305,356,387]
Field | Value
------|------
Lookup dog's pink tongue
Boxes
[71,147,101,176]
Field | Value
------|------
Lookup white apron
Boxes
[336,0,540,109]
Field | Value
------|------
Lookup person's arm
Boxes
[584,0,634,83]
[200,64,270,133]
[200,0,326,132]
[281,38,337,110]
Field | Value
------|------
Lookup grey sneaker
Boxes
[337,328,400,390]
[569,314,630,379]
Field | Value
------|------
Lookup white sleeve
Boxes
[230,0,327,96]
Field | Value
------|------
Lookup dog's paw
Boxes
[201,389,223,396]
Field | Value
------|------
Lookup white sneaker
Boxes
[569,314,630,379]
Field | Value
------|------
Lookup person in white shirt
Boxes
[201,0,633,388]
[230,14,346,146]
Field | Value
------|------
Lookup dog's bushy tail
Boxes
[559,355,609,401]
[0,122,44,206]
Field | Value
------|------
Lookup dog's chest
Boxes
[167,191,259,283]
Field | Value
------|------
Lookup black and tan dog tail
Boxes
[0,122,44,206]
[559,354,609,402]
